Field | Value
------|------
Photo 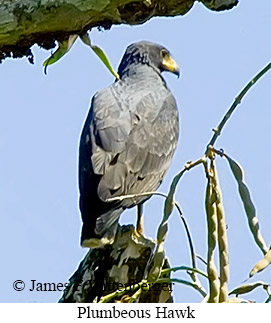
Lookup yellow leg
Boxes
[135,203,144,236]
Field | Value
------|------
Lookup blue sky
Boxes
[0,1,270,303]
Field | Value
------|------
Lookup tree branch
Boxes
[0,0,238,62]
[59,225,173,303]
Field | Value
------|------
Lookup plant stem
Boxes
[208,62,271,148]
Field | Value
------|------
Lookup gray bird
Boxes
[79,41,180,248]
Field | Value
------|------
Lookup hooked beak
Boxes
[162,55,180,78]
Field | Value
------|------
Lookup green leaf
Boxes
[90,45,119,80]
[250,249,271,277]
[80,33,119,79]
[229,281,267,295]
[43,35,78,74]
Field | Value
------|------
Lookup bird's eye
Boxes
[160,49,168,58]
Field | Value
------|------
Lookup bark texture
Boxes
[0,0,238,62]
[59,225,173,303]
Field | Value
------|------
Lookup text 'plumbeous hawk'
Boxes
[79,41,180,248]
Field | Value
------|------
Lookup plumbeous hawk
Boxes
[79,41,180,248]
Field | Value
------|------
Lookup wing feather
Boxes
[79,75,179,237]
[93,88,178,205]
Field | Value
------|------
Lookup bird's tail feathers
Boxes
[95,208,122,235]
[81,221,118,248]
[81,208,123,248]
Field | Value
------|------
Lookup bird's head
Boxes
[118,41,180,78]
